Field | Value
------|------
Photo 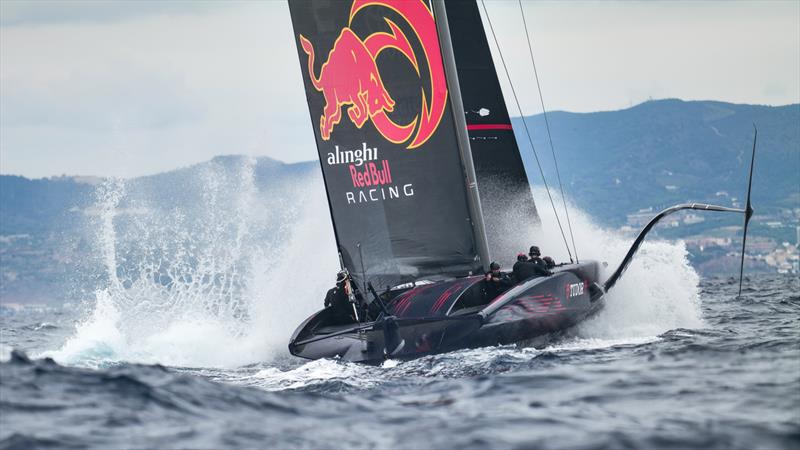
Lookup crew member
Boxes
[512,253,529,282]
[543,256,556,269]
[528,246,546,268]
[484,261,512,299]
[528,246,553,277]
[513,246,553,282]
[324,271,355,323]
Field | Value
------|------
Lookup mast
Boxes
[432,0,491,271]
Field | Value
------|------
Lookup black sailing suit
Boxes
[513,258,552,283]
[484,271,513,300]
[324,284,354,323]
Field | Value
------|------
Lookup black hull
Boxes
[289,261,605,364]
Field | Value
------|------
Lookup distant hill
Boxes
[0,176,96,236]
[1,99,798,303]
[516,99,799,228]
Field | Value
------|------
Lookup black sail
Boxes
[444,0,540,264]
[287,0,483,290]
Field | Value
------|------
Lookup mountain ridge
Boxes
[1,99,798,303]
[515,99,799,226]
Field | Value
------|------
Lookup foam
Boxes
[0,343,12,363]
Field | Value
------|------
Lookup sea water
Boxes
[1,163,797,449]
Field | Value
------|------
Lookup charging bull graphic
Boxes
[298,0,448,149]
[299,28,399,141]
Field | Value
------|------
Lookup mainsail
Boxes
[288,0,538,289]
[288,0,484,290]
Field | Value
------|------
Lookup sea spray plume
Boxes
[48,158,338,368]
[245,170,339,360]
[97,177,125,295]
[104,161,255,342]
[46,178,128,367]
[64,159,253,366]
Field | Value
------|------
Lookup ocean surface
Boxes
[1,274,798,450]
[2,170,799,449]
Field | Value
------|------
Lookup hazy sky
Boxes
[1,0,798,178]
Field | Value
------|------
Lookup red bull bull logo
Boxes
[298,0,448,149]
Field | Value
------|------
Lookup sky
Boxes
[1,0,798,179]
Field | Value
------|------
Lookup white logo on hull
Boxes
[568,282,585,298]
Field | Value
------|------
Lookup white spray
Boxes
[47,166,702,369]
[47,160,337,368]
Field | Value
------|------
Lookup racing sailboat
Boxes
[285,0,756,363]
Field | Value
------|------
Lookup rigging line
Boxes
[517,0,578,263]
[479,0,573,262]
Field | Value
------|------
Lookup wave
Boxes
[207,336,660,393]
